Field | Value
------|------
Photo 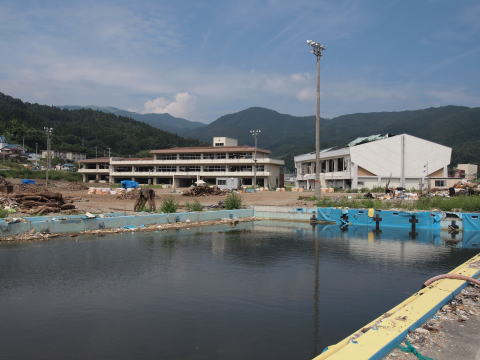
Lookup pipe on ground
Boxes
[423,274,480,288]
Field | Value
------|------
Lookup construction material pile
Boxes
[183,186,228,197]
[10,192,76,215]
[430,179,479,197]
[17,183,45,193]
[116,188,140,199]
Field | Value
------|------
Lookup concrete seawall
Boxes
[0,209,254,237]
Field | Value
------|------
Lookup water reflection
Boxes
[0,221,479,360]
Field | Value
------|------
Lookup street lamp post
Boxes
[307,40,326,199]
[44,127,53,188]
[250,129,261,189]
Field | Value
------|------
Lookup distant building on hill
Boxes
[0,135,26,158]
[41,150,86,162]
[78,137,284,189]
[294,134,455,190]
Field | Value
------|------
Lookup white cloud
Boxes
[142,92,197,118]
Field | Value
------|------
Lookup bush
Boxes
[159,196,178,213]
[0,168,81,182]
[224,192,242,209]
[185,200,203,212]
[0,208,9,218]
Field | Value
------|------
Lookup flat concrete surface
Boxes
[385,285,480,360]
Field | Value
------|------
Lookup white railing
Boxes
[78,168,110,173]
[109,171,271,177]
[110,158,284,166]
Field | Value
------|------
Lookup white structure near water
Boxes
[78,137,284,189]
[294,134,452,190]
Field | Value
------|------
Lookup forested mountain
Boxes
[0,93,203,158]
[183,106,480,170]
[62,105,204,134]
[3,91,479,170]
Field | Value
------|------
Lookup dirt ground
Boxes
[4,179,337,214]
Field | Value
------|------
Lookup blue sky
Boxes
[0,0,479,122]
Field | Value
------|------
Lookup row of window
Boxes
[155,152,254,160]
[112,165,266,172]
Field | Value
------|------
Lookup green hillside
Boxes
[183,106,480,170]
[61,105,204,134]
[0,92,203,158]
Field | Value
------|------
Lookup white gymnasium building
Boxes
[294,134,452,190]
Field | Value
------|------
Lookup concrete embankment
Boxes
[0,209,254,240]
[313,253,480,360]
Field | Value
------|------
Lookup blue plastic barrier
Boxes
[462,213,480,232]
[120,180,139,189]
[21,179,36,184]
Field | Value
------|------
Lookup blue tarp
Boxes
[120,180,139,189]
[21,179,36,184]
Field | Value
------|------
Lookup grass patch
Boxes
[0,208,10,218]
[159,196,178,213]
[185,200,203,212]
[224,192,242,209]
[316,195,480,212]
[0,168,81,182]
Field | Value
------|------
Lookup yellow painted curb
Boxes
[313,253,480,360]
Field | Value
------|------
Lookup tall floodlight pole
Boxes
[250,129,261,189]
[44,127,53,188]
[307,40,326,199]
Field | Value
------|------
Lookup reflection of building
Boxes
[295,134,452,190]
[41,150,86,162]
[78,137,285,188]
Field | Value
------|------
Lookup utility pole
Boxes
[35,142,38,166]
[107,147,111,158]
[44,127,53,188]
[95,146,98,158]
[307,40,326,199]
[250,129,261,189]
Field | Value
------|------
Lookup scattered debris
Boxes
[182,186,228,197]
[3,192,77,215]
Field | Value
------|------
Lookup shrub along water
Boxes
[159,196,178,213]
[224,192,242,210]
[185,200,203,212]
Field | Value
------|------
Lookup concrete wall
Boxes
[0,209,254,237]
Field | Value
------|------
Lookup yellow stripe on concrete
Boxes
[314,253,480,360]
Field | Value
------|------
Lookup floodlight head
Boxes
[307,40,313,44]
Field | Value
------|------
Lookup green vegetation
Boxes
[0,167,82,182]
[0,92,203,158]
[0,208,9,218]
[316,195,480,212]
[159,197,178,213]
[182,106,480,170]
[185,200,203,212]
[224,192,242,209]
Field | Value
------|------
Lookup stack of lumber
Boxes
[12,192,76,215]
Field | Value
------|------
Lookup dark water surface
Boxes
[0,221,479,360]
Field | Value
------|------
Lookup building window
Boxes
[357,181,364,186]
[228,152,252,159]
[156,154,177,160]
[215,153,226,159]
[157,166,177,172]
[203,153,215,159]
[435,180,445,187]
[337,158,344,172]
[228,165,253,172]
[203,165,226,172]
[215,143,224,147]
[256,165,264,171]
[217,179,227,185]
[179,153,201,160]
[179,165,201,172]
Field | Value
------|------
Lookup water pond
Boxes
[0,220,478,360]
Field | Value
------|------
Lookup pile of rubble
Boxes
[182,186,228,197]
[430,179,479,197]
[116,188,140,199]
[8,192,76,215]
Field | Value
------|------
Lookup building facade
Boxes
[295,134,452,190]
[41,150,86,162]
[78,137,284,188]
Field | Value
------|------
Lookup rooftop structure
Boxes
[294,134,452,190]
[78,137,284,189]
